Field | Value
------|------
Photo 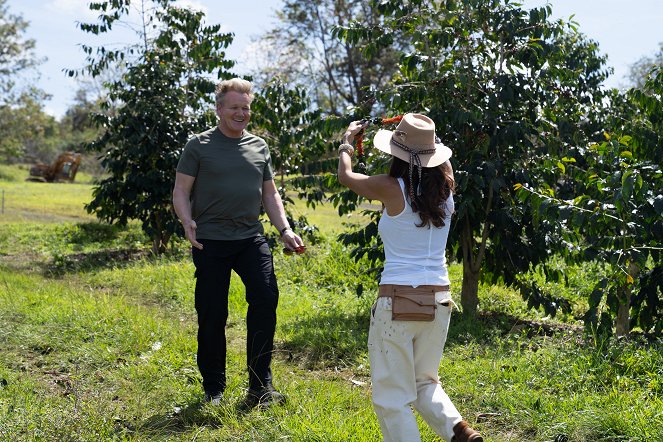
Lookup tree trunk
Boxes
[152,234,169,255]
[615,262,640,337]
[152,237,161,256]
[461,256,480,316]
[615,300,630,338]
[460,221,481,316]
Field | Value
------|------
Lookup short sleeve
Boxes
[263,146,274,181]
[176,137,200,177]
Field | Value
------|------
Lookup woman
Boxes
[337,114,483,442]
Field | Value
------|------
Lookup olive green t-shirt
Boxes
[176,127,274,240]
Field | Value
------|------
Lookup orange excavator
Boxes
[27,152,82,183]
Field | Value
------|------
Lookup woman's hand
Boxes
[343,120,369,144]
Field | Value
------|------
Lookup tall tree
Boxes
[0,0,48,160]
[0,0,40,98]
[71,0,235,253]
[0,92,58,162]
[251,0,402,115]
[249,0,405,246]
[627,42,663,89]
[61,89,98,133]
[333,0,611,316]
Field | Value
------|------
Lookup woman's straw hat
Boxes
[373,113,452,167]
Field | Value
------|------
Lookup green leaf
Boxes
[618,135,632,145]
[588,286,603,309]
[556,161,565,174]
[654,195,663,215]
[622,171,634,200]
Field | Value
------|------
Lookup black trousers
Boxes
[192,236,279,394]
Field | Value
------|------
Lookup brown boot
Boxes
[452,420,484,442]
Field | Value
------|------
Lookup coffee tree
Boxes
[70,1,235,253]
[517,69,663,337]
[332,0,610,315]
[249,78,328,242]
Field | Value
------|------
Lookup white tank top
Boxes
[378,178,454,287]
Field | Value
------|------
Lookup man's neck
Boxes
[218,124,243,139]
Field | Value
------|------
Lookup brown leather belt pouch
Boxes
[378,284,448,322]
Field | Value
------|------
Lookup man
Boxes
[173,77,304,409]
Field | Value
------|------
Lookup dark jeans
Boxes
[192,236,279,394]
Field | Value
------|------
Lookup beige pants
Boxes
[368,291,462,442]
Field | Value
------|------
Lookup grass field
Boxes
[1,167,662,441]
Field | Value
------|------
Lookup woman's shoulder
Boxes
[374,174,401,193]
[381,175,405,215]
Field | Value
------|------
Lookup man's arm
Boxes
[173,172,203,250]
[262,179,305,251]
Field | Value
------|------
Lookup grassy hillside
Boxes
[0,166,661,441]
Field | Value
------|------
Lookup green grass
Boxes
[1,169,662,441]
[0,180,94,223]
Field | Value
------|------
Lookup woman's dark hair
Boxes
[389,157,455,228]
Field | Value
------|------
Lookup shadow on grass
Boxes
[278,308,371,369]
[135,395,270,438]
[43,247,151,277]
[447,310,582,353]
[133,399,223,437]
[64,221,125,243]
[280,306,582,368]
[36,221,191,276]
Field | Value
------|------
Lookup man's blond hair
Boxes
[215,78,254,106]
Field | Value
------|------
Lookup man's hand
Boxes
[173,172,202,250]
[281,229,305,254]
[183,219,203,250]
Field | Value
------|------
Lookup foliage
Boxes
[0,0,39,98]
[251,79,325,187]
[627,42,663,89]
[516,69,663,337]
[249,78,331,243]
[71,1,235,254]
[0,1,102,166]
[60,89,98,134]
[0,163,25,181]
[53,89,106,177]
[0,92,61,162]
[332,0,611,316]
[252,0,402,115]
[0,0,51,161]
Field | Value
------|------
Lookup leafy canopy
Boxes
[331,0,611,316]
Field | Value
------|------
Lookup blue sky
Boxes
[8,0,663,118]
